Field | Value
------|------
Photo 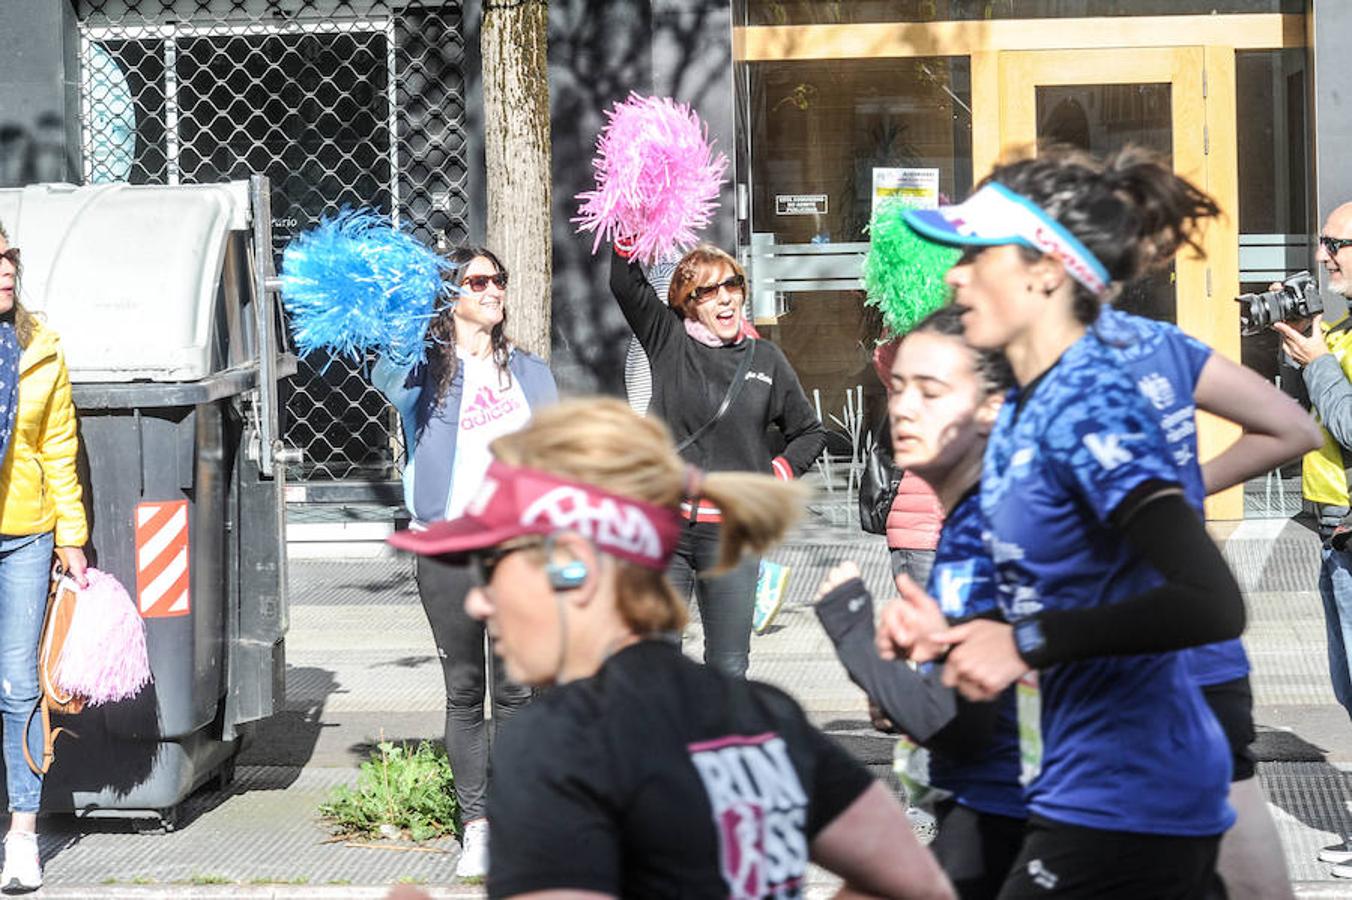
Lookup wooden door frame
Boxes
[984,46,1241,518]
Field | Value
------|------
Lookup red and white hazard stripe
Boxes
[135,500,191,618]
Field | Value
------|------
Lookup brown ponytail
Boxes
[489,398,805,635]
[986,146,1220,322]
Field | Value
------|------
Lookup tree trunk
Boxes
[482,0,553,360]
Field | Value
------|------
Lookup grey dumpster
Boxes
[0,177,295,828]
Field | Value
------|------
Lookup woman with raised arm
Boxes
[610,243,825,677]
[372,245,556,880]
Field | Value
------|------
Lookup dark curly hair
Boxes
[426,245,512,408]
[983,145,1220,324]
[908,305,1014,397]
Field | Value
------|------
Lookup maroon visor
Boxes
[388,460,683,571]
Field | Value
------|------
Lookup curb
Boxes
[33,878,1351,899]
[1295,883,1352,897]
[34,888,485,899]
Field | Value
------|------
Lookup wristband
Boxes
[614,235,637,259]
[1013,618,1048,667]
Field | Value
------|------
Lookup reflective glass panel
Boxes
[739,1,1302,27]
[739,56,973,450]
[1035,82,1175,323]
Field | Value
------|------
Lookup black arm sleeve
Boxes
[773,352,827,476]
[1021,492,1245,669]
[814,578,958,745]
[609,252,680,360]
[814,579,1002,758]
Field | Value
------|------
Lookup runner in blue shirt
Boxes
[1092,307,1318,899]
[813,306,1024,899]
[890,147,1248,899]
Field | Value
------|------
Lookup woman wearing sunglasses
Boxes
[0,225,89,892]
[388,397,954,900]
[610,243,825,678]
[372,245,557,880]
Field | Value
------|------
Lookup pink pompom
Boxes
[53,568,152,706]
[574,93,729,265]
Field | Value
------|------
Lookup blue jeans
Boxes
[667,523,760,679]
[0,532,52,812]
[889,548,936,589]
[1319,542,1352,720]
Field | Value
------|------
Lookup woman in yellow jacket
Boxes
[0,224,87,893]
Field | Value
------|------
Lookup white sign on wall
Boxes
[872,168,940,214]
[775,194,829,216]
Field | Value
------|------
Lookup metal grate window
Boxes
[77,0,468,485]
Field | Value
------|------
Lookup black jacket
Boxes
[610,254,826,478]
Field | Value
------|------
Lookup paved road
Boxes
[26,515,1352,896]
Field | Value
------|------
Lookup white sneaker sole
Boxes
[0,877,40,894]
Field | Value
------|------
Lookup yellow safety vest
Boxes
[1302,320,1352,506]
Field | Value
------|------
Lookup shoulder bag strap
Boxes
[675,339,757,454]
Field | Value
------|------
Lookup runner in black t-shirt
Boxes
[389,397,954,900]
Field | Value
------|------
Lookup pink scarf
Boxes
[683,317,759,347]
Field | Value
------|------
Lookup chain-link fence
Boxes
[78,0,467,485]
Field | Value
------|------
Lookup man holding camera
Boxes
[1274,202,1352,729]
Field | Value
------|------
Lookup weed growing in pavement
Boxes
[396,876,427,884]
[182,874,232,885]
[130,875,155,884]
[319,739,458,842]
[249,876,311,885]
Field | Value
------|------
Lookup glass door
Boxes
[983,47,1243,518]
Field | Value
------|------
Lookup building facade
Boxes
[2,0,1344,519]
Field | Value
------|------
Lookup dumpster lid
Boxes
[0,181,252,383]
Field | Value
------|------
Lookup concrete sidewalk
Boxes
[26,516,1352,896]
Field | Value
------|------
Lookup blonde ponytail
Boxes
[698,471,805,574]
[490,398,805,633]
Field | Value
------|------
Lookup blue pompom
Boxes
[280,210,452,366]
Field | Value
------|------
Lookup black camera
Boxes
[1236,271,1323,336]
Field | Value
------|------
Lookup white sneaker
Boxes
[0,832,41,893]
[455,818,489,880]
[1321,840,1352,864]
[1332,860,1352,879]
[906,806,937,846]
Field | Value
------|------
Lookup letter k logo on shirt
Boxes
[1083,432,1133,471]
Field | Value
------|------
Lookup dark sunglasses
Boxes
[689,273,745,303]
[462,272,508,292]
[470,538,544,586]
[0,247,20,268]
[1321,235,1352,258]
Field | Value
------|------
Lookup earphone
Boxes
[547,559,589,590]
[542,533,589,590]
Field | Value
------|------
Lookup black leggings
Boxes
[996,816,1224,899]
[931,800,1026,900]
[415,555,532,821]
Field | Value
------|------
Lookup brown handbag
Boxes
[24,564,84,775]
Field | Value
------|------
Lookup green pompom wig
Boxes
[863,199,961,339]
